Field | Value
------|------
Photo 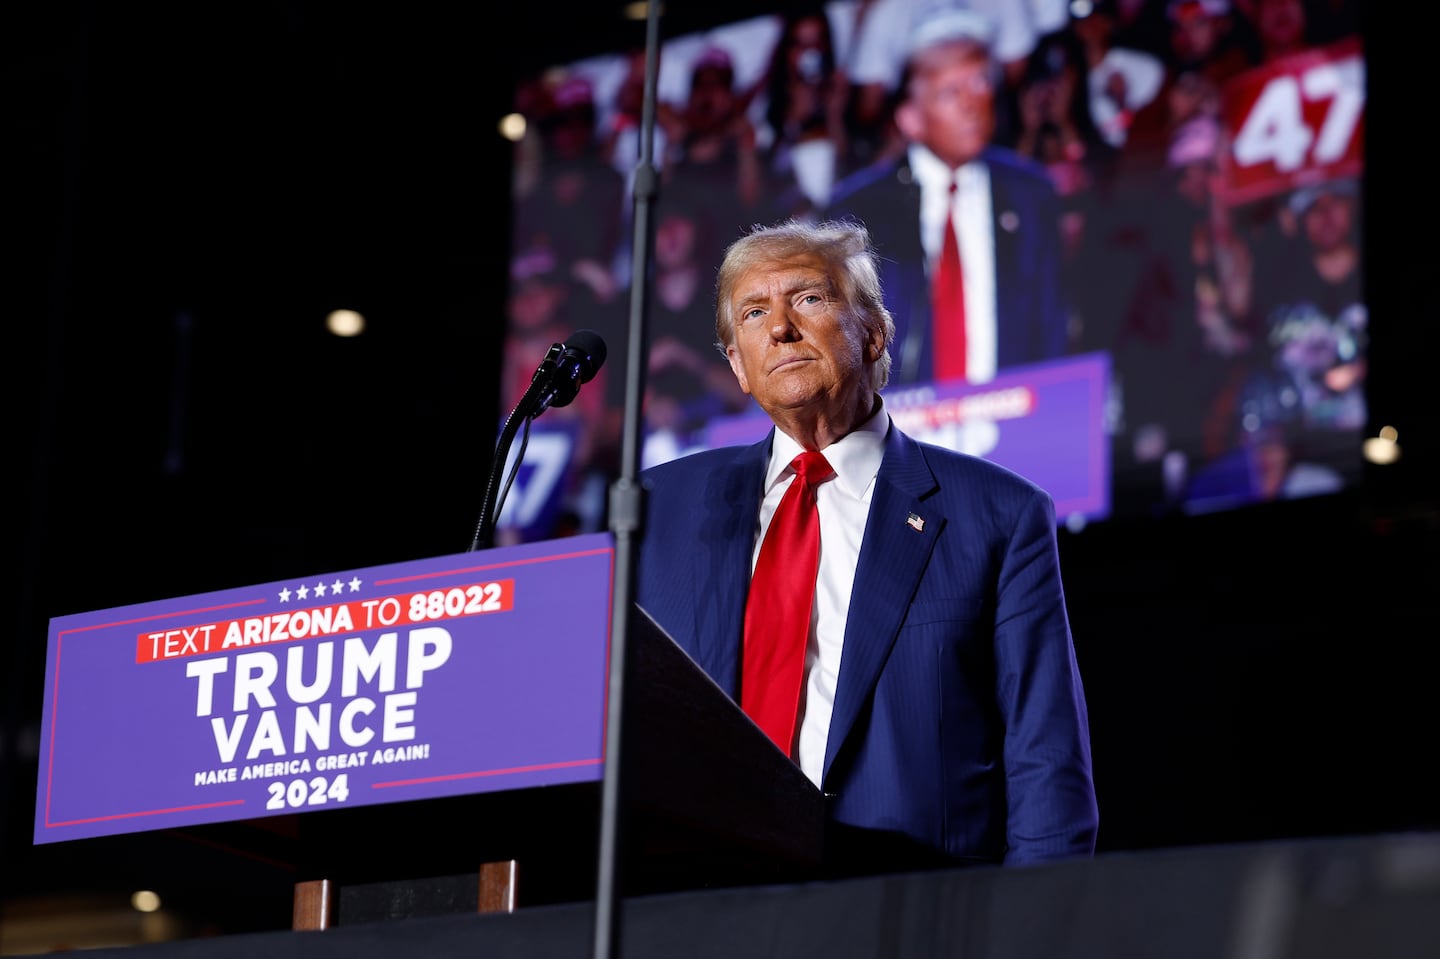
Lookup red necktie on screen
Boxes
[932,175,968,382]
[741,451,835,756]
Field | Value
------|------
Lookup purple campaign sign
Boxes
[706,352,1111,521]
[35,534,615,845]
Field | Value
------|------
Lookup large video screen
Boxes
[498,0,1365,542]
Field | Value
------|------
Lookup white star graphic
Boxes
[279,587,292,603]
[296,584,310,600]
[349,577,362,592]
[332,579,345,594]
[315,581,328,597]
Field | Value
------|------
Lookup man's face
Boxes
[544,104,596,161]
[686,66,736,134]
[897,43,996,168]
[1302,192,1355,253]
[724,252,881,420]
[1256,0,1305,52]
[1169,9,1225,66]
[509,276,565,330]
[786,16,827,78]
[654,213,697,269]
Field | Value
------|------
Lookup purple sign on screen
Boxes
[35,534,615,844]
[707,353,1111,521]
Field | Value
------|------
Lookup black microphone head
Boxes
[564,330,607,383]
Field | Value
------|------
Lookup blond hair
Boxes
[713,218,896,390]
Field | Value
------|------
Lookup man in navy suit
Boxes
[825,4,1070,386]
[635,218,1097,871]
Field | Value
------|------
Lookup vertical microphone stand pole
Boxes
[593,3,662,959]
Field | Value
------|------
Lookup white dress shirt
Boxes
[752,403,890,786]
[909,142,998,384]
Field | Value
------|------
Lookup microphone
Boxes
[528,329,608,415]
[468,329,609,553]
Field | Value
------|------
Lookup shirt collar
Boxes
[766,398,890,499]
[908,143,982,193]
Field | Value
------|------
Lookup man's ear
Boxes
[894,99,923,142]
[725,345,752,395]
[865,322,885,362]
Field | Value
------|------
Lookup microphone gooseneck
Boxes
[468,330,608,553]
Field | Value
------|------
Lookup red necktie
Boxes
[931,175,967,382]
[741,451,835,756]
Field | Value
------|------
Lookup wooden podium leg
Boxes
[293,878,336,930]
[478,860,519,914]
[292,863,516,928]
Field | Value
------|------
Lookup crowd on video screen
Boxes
[502,0,1365,542]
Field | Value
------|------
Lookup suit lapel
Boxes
[894,160,931,385]
[823,428,943,780]
[694,434,771,697]
[984,150,1024,367]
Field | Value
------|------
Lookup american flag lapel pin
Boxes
[907,512,925,532]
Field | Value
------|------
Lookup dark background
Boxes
[5,0,1437,945]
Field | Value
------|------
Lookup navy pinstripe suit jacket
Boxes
[635,421,1098,866]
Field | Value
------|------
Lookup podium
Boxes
[292,602,825,926]
[35,534,824,930]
